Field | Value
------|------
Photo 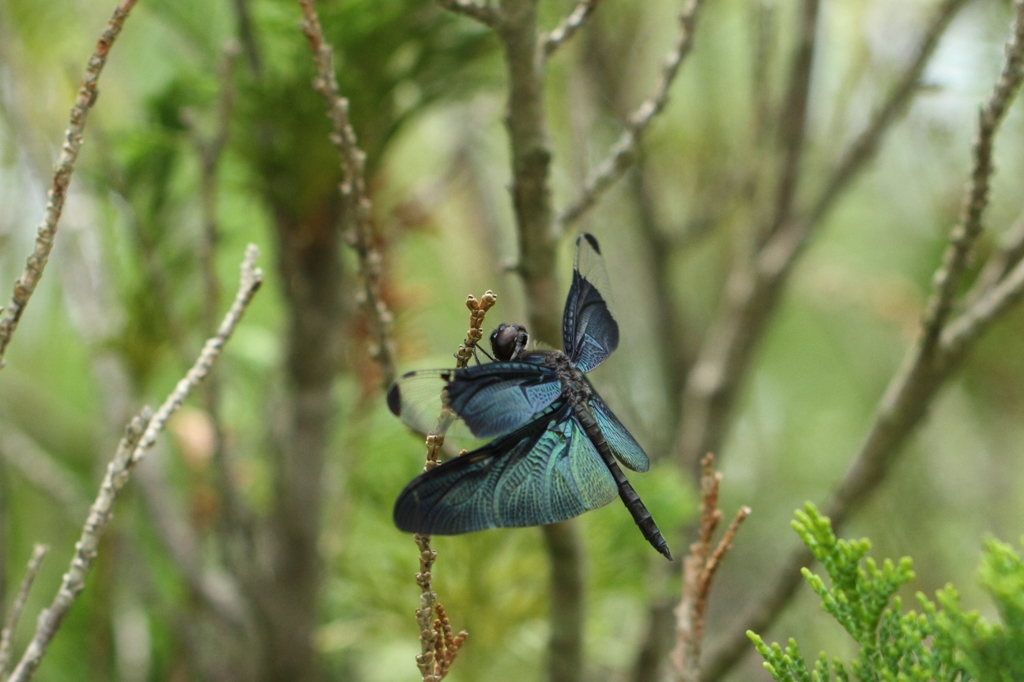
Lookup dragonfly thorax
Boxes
[543,352,592,407]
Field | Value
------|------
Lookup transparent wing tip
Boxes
[579,232,601,254]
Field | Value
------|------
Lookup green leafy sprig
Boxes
[749,503,1024,682]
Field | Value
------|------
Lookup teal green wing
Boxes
[394,403,617,534]
[590,394,650,472]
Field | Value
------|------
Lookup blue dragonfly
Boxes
[387,233,672,560]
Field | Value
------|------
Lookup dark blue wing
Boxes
[589,394,649,472]
[562,233,619,373]
[444,361,562,439]
[393,403,618,534]
[387,361,562,440]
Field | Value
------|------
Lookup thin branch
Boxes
[671,455,749,682]
[761,0,820,244]
[414,293,492,682]
[919,0,1024,355]
[543,0,602,58]
[0,424,91,520]
[296,0,398,386]
[700,4,1024,679]
[803,0,970,232]
[940,247,1024,364]
[0,0,138,369]
[183,40,252,559]
[436,0,500,26]
[6,246,262,682]
[0,545,48,682]
[230,0,262,74]
[557,0,706,230]
[964,207,1024,305]
[5,413,149,682]
[676,0,971,476]
[134,453,249,630]
[490,1,588,680]
[128,246,263,466]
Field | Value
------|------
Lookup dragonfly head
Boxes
[490,323,529,362]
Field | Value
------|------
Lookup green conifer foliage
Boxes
[749,503,1024,682]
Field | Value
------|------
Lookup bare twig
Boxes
[671,455,748,682]
[297,0,398,387]
[543,0,602,58]
[436,0,500,26]
[6,246,262,682]
[413,293,491,681]
[700,4,1024,679]
[557,0,706,230]
[919,0,1024,355]
[0,0,138,369]
[0,545,48,682]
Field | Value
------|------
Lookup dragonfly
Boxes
[387,233,672,560]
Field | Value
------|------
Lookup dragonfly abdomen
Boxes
[574,406,673,561]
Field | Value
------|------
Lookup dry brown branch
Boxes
[0,0,138,369]
[0,545,48,682]
[412,292,491,681]
[5,246,262,682]
[436,0,500,26]
[297,0,397,387]
[671,455,749,682]
[557,0,706,230]
[699,4,1024,679]
[543,0,602,58]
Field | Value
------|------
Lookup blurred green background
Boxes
[1,0,1024,680]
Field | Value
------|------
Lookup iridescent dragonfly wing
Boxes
[562,233,619,373]
[589,393,650,472]
[393,403,618,534]
[387,361,563,440]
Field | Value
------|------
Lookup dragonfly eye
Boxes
[490,323,529,362]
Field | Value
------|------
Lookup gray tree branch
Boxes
[0,0,138,369]
[543,0,602,58]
